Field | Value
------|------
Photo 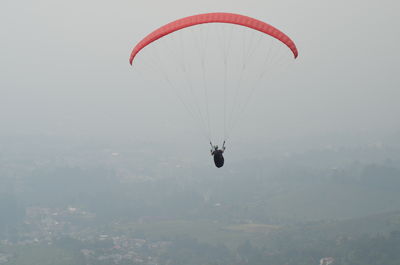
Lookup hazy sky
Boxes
[1,0,399,146]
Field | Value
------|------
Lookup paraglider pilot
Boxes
[210,141,226,168]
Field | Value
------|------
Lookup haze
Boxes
[2,0,399,142]
[1,0,400,264]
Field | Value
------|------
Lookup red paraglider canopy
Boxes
[129,12,298,65]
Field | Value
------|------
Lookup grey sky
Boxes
[1,0,399,146]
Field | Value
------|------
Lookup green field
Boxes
[112,220,281,249]
[3,245,85,265]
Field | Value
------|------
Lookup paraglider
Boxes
[210,141,226,168]
[129,12,298,168]
[129,13,298,65]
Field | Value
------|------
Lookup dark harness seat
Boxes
[212,150,224,168]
